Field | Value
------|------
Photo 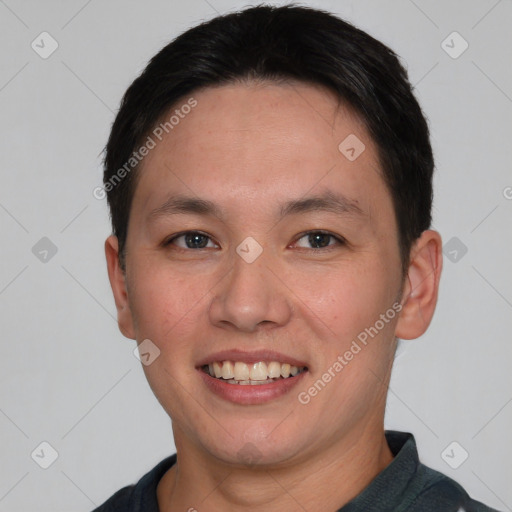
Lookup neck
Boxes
[157,421,394,512]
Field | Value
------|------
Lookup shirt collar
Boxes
[128,430,418,512]
[339,431,419,511]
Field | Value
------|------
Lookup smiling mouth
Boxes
[201,360,307,385]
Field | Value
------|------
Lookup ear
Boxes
[395,230,443,340]
[105,235,136,340]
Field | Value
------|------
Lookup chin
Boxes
[198,424,308,468]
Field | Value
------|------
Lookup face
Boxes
[107,82,425,467]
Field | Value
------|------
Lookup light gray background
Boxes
[1,1,511,511]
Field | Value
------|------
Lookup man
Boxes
[95,4,499,511]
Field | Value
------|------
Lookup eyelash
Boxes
[163,230,345,251]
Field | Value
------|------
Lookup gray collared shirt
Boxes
[92,431,501,511]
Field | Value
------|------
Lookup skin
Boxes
[105,81,442,511]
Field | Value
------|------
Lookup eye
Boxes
[164,231,218,250]
[293,230,344,249]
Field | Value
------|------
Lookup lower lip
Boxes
[198,369,307,405]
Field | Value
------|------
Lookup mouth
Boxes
[197,352,309,405]
[201,360,308,385]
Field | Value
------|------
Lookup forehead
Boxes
[132,81,388,221]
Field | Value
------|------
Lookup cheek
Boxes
[127,265,208,416]
[285,262,398,342]
[127,262,207,345]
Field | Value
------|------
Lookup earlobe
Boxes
[105,235,136,340]
[395,230,443,340]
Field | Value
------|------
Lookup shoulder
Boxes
[381,431,501,512]
[91,454,177,512]
[91,485,133,511]
[411,462,501,512]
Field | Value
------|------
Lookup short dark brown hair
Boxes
[104,3,434,271]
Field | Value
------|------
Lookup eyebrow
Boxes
[147,190,364,222]
[148,195,224,221]
[280,191,364,218]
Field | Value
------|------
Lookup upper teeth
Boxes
[207,361,305,381]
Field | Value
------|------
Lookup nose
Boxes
[208,250,292,333]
